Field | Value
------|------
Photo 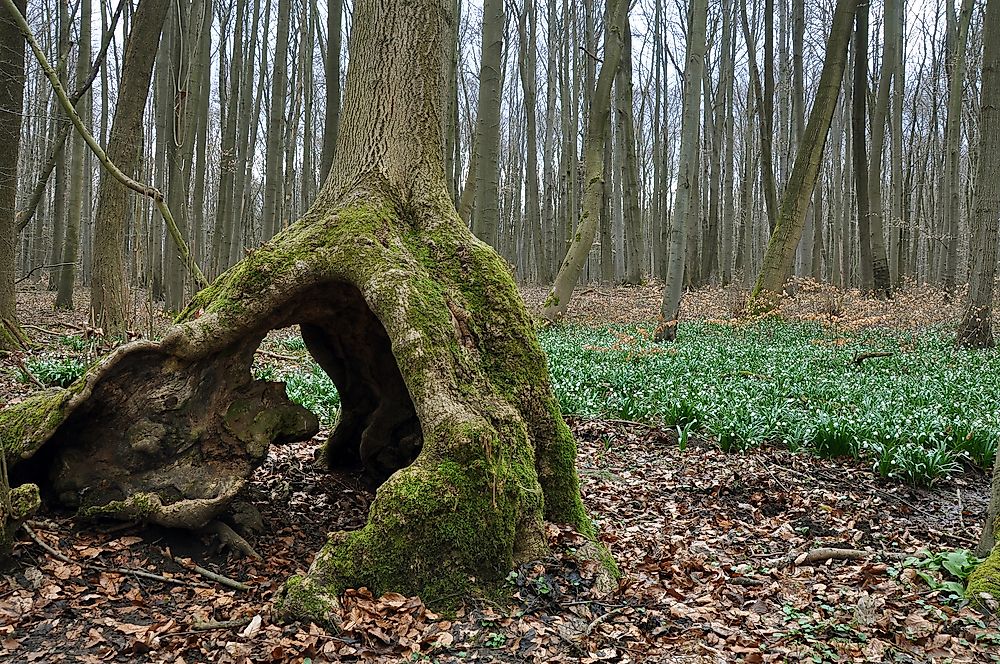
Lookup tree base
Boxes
[0,190,602,612]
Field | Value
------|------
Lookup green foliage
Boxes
[22,357,87,388]
[254,360,340,425]
[891,550,984,600]
[539,320,999,486]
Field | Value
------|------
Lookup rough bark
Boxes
[541,0,627,321]
[957,0,1000,349]
[1,0,600,619]
[0,0,26,348]
[90,0,171,337]
[748,0,857,312]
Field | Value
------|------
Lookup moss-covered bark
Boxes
[0,0,606,614]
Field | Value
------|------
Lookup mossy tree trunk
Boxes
[746,0,856,314]
[966,0,1000,611]
[1,0,595,620]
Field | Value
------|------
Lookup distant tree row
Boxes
[0,0,992,333]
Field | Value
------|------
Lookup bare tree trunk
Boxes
[260,0,291,244]
[90,0,171,336]
[470,0,504,249]
[957,0,1000,350]
[320,0,343,182]
[866,0,898,298]
[542,0,627,321]
[0,0,26,346]
[518,0,542,283]
[655,0,708,341]
[55,0,91,310]
[941,0,975,299]
[618,19,642,286]
[852,1,873,293]
[748,0,857,311]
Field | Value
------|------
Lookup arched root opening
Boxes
[1,194,605,614]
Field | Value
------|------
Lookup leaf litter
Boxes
[1,285,998,662]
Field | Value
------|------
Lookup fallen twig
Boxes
[22,324,65,338]
[852,351,894,365]
[585,606,626,635]
[763,546,918,568]
[12,355,44,388]
[23,522,206,589]
[172,556,251,592]
[191,617,253,631]
[255,349,300,362]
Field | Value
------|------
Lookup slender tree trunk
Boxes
[740,0,779,233]
[518,0,542,283]
[90,0,171,336]
[470,0,504,249]
[655,0,708,341]
[320,0,343,181]
[852,1,873,292]
[0,0,26,345]
[541,0,627,321]
[749,0,857,311]
[618,19,642,285]
[866,0,898,298]
[260,0,291,243]
[942,0,974,298]
[55,0,91,310]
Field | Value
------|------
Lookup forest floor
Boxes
[2,281,999,663]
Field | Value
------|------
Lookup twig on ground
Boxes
[171,556,251,592]
[585,606,626,635]
[727,576,766,587]
[255,349,300,362]
[191,617,253,631]
[763,546,918,568]
[22,324,64,337]
[200,520,262,560]
[23,522,207,588]
[12,355,44,388]
[852,351,894,365]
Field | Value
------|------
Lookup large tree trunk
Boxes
[966,0,1000,608]
[2,0,598,621]
[957,0,1000,350]
[0,0,27,348]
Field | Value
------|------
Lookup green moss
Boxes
[967,545,1000,607]
[275,575,342,628]
[0,388,69,460]
[8,483,40,520]
[79,491,161,521]
[296,417,545,608]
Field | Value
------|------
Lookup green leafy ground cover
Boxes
[541,320,998,486]
[26,320,998,488]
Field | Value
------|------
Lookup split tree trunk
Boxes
[1,0,598,621]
